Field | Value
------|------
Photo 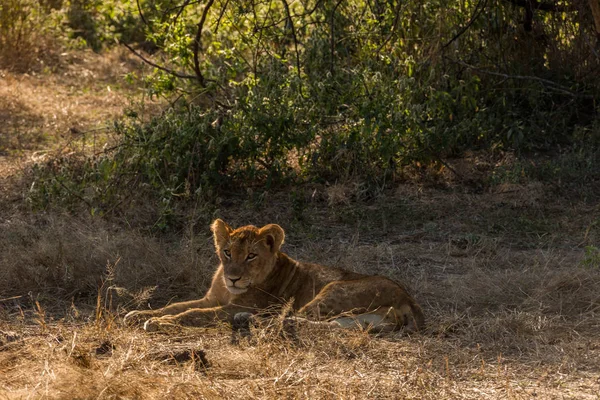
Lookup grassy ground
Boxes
[1,50,599,399]
[0,47,159,213]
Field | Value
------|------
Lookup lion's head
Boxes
[211,219,285,294]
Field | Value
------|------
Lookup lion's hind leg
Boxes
[282,307,403,334]
[331,306,404,333]
[297,277,423,332]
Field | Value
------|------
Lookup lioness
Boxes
[125,219,424,332]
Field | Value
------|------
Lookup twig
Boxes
[122,43,198,80]
[304,0,324,17]
[281,0,302,82]
[136,0,148,25]
[0,295,23,302]
[433,155,465,182]
[52,173,94,209]
[214,0,230,33]
[247,0,323,32]
[104,176,141,216]
[171,0,193,24]
[166,0,200,15]
[248,0,272,78]
[451,59,595,98]
[442,0,488,50]
[95,143,125,156]
[330,0,344,76]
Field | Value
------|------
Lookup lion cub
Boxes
[125,219,424,332]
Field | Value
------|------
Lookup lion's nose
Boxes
[229,277,241,285]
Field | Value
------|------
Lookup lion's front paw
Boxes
[143,318,160,332]
[143,316,177,332]
[124,310,156,326]
[123,310,142,325]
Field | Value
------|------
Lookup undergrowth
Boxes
[18,0,600,223]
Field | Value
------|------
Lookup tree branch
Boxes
[502,0,577,12]
[136,0,148,25]
[214,0,230,33]
[52,172,93,209]
[452,59,594,98]
[588,0,600,43]
[281,0,302,82]
[193,0,216,87]
[123,43,199,79]
[248,0,324,32]
[330,0,344,76]
[171,0,193,24]
[442,0,488,50]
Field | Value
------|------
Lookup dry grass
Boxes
[0,289,598,399]
[0,48,149,154]
[0,46,163,215]
[0,47,161,170]
[1,186,599,398]
[1,43,600,400]
[0,213,216,306]
[0,0,63,74]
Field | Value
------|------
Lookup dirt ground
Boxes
[0,48,159,211]
[0,49,599,399]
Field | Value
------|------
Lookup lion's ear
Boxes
[211,219,232,249]
[259,224,285,253]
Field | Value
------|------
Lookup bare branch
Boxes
[136,0,148,25]
[123,43,198,79]
[442,0,488,50]
[452,59,594,98]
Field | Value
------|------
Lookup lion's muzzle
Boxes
[225,275,250,294]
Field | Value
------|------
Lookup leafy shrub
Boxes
[25,0,600,223]
[130,0,599,155]
[66,0,160,51]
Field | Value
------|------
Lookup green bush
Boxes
[26,0,600,223]
[65,0,161,51]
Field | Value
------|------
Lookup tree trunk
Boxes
[589,0,600,44]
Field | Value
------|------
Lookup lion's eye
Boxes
[223,249,231,259]
[246,253,257,261]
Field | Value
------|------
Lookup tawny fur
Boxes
[125,219,425,332]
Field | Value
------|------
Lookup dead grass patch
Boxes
[0,48,157,154]
[0,47,165,219]
[0,311,598,399]
[0,213,215,309]
[1,156,599,397]
[0,194,599,398]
